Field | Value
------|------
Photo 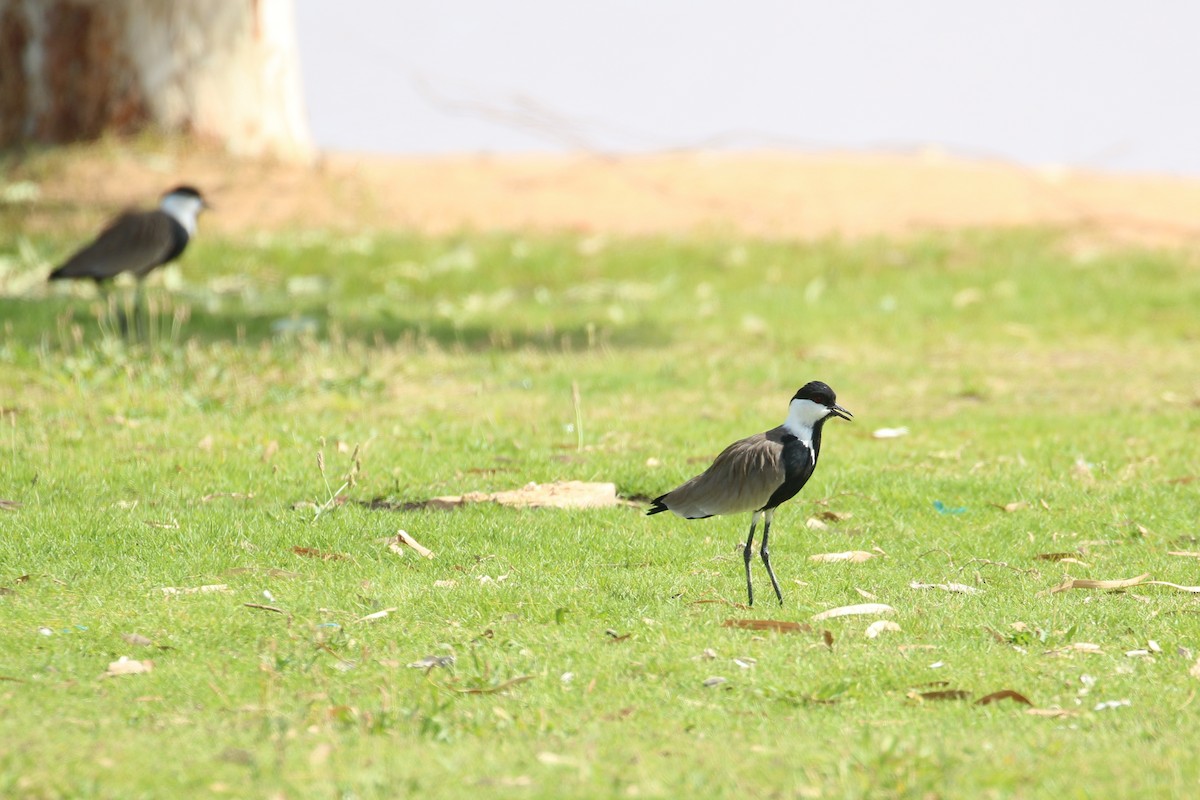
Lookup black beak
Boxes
[830,403,853,421]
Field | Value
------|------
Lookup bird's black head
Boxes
[164,185,204,200]
[792,381,853,421]
[160,185,210,217]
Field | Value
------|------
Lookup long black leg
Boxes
[743,511,760,606]
[133,279,148,342]
[760,509,784,605]
[95,281,126,338]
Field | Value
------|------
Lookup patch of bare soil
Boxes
[20,143,1200,246]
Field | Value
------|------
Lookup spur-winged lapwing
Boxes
[48,186,208,334]
[647,381,852,606]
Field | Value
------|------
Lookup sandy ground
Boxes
[20,144,1200,246]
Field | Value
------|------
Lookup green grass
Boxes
[2,214,1200,799]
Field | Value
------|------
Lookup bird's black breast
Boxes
[759,433,816,511]
[157,217,190,268]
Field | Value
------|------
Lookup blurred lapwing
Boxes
[647,381,852,606]
[48,185,208,335]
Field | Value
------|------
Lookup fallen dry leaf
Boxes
[992,501,1029,513]
[408,655,455,669]
[815,511,854,522]
[309,742,333,768]
[975,689,1033,706]
[810,550,875,563]
[805,517,829,530]
[160,584,230,596]
[426,481,621,510]
[865,620,901,639]
[197,434,214,451]
[122,633,153,647]
[872,427,909,439]
[1190,657,1200,680]
[293,546,346,561]
[910,581,982,595]
[356,608,397,623]
[854,587,878,599]
[104,656,154,678]
[722,618,814,634]
[201,492,255,503]
[0,499,22,511]
[1051,573,1151,593]
[389,529,434,559]
[812,603,895,621]
[1036,552,1083,562]
[536,752,580,768]
[909,689,971,701]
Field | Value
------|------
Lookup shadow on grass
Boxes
[1,295,671,353]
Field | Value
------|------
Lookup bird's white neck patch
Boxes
[782,398,828,445]
[159,193,203,236]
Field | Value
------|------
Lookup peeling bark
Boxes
[0,0,311,160]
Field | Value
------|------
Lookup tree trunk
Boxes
[0,0,313,160]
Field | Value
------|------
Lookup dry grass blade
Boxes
[1167,551,1200,559]
[1026,708,1077,718]
[1143,581,1200,593]
[391,529,434,559]
[690,598,750,609]
[356,607,397,623]
[1050,573,1150,593]
[910,581,982,595]
[224,567,301,579]
[452,675,534,695]
[160,584,230,596]
[201,492,255,502]
[812,603,895,621]
[809,550,875,563]
[1045,642,1104,656]
[243,602,288,615]
[722,618,814,634]
[0,499,22,511]
[975,689,1034,706]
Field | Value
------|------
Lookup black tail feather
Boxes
[646,494,670,515]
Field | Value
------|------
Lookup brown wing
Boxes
[656,429,787,519]
[49,211,178,281]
